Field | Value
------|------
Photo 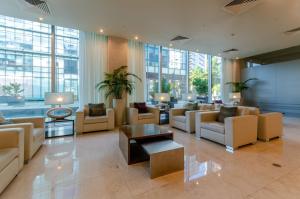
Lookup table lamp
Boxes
[183,93,195,102]
[45,92,74,120]
[229,92,241,106]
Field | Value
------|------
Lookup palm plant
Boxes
[96,66,141,99]
[226,78,258,93]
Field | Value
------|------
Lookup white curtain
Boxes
[221,58,241,103]
[79,31,108,108]
[127,40,145,103]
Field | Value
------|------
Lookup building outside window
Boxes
[144,44,222,103]
[0,15,79,118]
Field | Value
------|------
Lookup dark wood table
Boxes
[119,124,173,165]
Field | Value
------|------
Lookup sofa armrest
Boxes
[0,128,24,171]
[12,117,45,128]
[127,107,139,124]
[225,115,258,150]
[106,108,115,130]
[147,106,160,124]
[170,108,186,117]
[75,109,85,133]
[185,111,199,133]
[258,112,283,141]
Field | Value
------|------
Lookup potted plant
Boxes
[226,78,258,104]
[96,66,141,125]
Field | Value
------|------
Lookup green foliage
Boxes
[161,78,171,93]
[96,66,141,99]
[226,78,258,92]
[2,83,24,97]
[190,67,208,96]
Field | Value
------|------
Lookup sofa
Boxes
[0,117,45,162]
[169,104,216,133]
[127,103,159,125]
[75,105,115,134]
[258,112,283,141]
[0,128,24,194]
[195,106,259,151]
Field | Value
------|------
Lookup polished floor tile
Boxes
[1,117,300,199]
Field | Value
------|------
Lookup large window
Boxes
[0,15,79,117]
[144,44,222,103]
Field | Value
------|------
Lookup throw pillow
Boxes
[88,103,106,117]
[184,102,198,112]
[134,102,148,113]
[217,106,237,123]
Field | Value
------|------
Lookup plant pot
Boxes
[113,98,126,126]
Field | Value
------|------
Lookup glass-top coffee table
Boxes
[119,124,173,165]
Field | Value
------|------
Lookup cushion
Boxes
[88,103,106,117]
[201,122,225,134]
[138,113,154,120]
[217,106,237,123]
[237,106,259,116]
[134,102,148,114]
[0,148,18,172]
[199,104,213,111]
[84,116,108,124]
[173,116,186,123]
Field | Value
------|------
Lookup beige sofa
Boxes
[169,104,216,133]
[127,103,159,125]
[0,117,45,162]
[258,112,283,141]
[75,105,115,134]
[0,128,24,194]
[195,106,259,151]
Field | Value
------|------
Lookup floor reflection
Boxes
[185,155,222,182]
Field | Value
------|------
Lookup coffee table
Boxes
[119,124,173,165]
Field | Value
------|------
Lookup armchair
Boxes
[169,104,216,133]
[0,128,24,194]
[0,117,45,162]
[195,106,259,151]
[75,105,115,134]
[127,103,159,125]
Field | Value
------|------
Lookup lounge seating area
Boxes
[1,1,300,198]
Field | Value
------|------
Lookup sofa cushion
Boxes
[201,122,225,134]
[237,106,259,116]
[33,128,44,142]
[173,116,186,123]
[138,113,154,120]
[217,106,237,123]
[134,102,148,114]
[84,116,108,124]
[0,148,18,172]
[88,103,106,116]
[199,104,214,111]
[184,102,198,111]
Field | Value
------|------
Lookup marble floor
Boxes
[1,117,300,199]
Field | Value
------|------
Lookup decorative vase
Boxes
[113,98,126,126]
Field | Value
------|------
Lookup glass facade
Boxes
[144,44,222,102]
[0,15,79,117]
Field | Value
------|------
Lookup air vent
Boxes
[223,0,261,15]
[284,27,300,35]
[223,48,239,53]
[171,36,190,42]
[24,0,51,15]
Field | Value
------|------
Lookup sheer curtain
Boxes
[127,40,145,103]
[79,31,108,108]
[221,58,241,103]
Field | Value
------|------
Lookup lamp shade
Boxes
[45,92,74,105]
[182,93,195,101]
[229,92,241,100]
[154,93,170,102]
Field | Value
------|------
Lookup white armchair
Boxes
[0,128,24,194]
[127,103,159,125]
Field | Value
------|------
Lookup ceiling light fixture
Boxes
[169,43,173,47]
[134,36,139,40]
[196,49,199,52]
[235,57,239,59]
[99,29,104,33]
[38,17,44,21]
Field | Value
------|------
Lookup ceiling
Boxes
[0,0,300,59]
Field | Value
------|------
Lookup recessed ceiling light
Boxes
[99,29,104,33]
[38,17,44,21]
[169,43,173,47]
[235,57,239,59]
[134,36,139,40]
